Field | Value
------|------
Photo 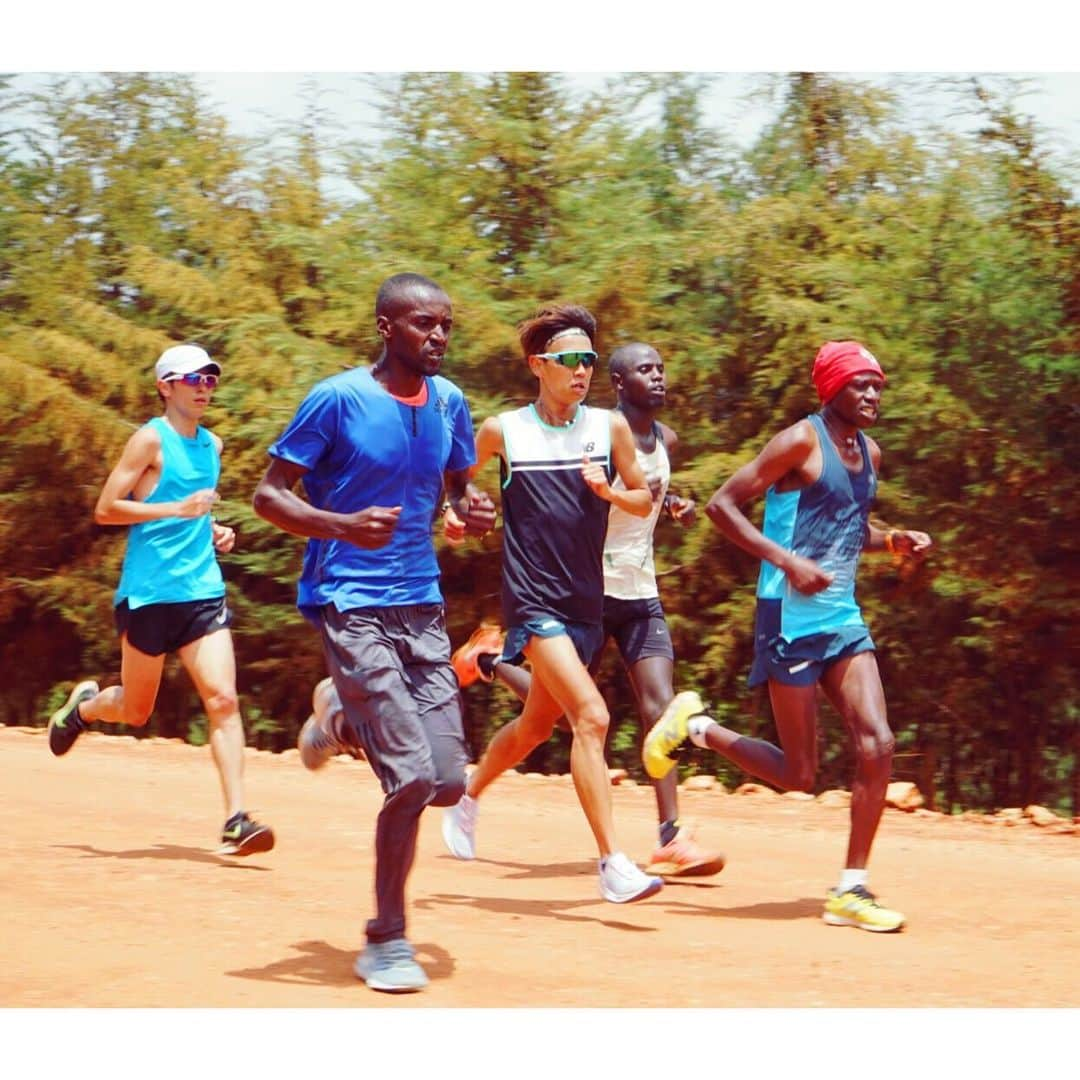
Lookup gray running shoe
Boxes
[298,677,363,770]
[354,938,429,993]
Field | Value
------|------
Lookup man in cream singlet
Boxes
[449,342,724,879]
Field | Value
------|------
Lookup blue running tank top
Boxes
[755,412,876,641]
[498,404,613,626]
[115,416,225,609]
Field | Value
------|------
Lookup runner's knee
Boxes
[568,699,609,744]
[855,726,895,771]
[389,771,438,812]
[202,687,240,722]
[429,769,466,807]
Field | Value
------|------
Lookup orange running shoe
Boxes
[451,623,504,688]
[645,826,726,878]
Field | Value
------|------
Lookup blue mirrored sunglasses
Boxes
[535,350,597,369]
[169,372,219,388]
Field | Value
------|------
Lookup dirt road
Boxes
[2,725,1076,1009]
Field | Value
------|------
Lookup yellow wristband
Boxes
[885,530,897,554]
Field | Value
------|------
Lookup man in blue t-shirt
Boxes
[253,272,495,994]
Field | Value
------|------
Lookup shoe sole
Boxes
[298,716,332,771]
[360,974,428,993]
[600,877,664,903]
[354,958,428,992]
[219,826,275,857]
[822,912,904,932]
[643,691,705,779]
[648,854,727,878]
[641,750,677,781]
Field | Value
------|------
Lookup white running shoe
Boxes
[599,851,664,903]
[441,794,478,860]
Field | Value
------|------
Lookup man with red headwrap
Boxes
[643,340,931,933]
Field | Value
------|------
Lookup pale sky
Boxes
[189,71,1080,159]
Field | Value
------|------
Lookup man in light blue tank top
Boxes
[46,344,275,858]
[643,341,931,933]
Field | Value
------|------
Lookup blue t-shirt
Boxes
[268,366,476,619]
[115,416,225,609]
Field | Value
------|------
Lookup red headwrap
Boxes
[811,341,886,404]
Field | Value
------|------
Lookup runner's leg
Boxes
[179,628,245,818]
[820,651,894,869]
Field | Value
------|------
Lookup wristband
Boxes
[885,529,897,554]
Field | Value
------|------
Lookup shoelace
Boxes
[845,885,877,901]
[378,940,416,965]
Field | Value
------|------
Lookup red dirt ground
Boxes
[2,724,1077,1011]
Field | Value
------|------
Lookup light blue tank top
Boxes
[114,416,225,609]
[756,413,876,640]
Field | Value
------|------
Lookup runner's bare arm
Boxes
[94,427,218,525]
[444,465,496,538]
[469,416,505,476]
[705,421,833,595]
[657,422,696,526]
[583,411,652,517]
[252,456,401,550]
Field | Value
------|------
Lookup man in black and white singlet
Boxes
[441,304,666,904]
[451,343,724,880]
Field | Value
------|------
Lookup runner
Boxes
[252,272,495,992]
[451,342,723,879]
[46,344,274,857]
[440,304,665,904]
[643,340,931,931]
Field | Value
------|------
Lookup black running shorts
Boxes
[114,596,232,657]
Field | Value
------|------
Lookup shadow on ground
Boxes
[226,939,455,986]
[56,843,271,870]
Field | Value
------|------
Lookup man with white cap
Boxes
[46,343,274,857]
[643,340,930,931]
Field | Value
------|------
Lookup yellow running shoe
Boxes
[822,885,905,932]
[642,691,706,779]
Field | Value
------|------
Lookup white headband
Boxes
[545,327,590,348]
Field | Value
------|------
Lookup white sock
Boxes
[688,715,714,748]
[838,868,868,893]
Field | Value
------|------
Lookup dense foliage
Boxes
[2,72,1076,813]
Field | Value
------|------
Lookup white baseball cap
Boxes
[154,344,221,381]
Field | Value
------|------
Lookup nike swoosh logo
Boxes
[222,825,242,840]
[788,661,811,673]
[215,609,228,624]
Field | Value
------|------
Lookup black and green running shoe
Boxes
[219,811,275,856]
[48,680,99,756]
